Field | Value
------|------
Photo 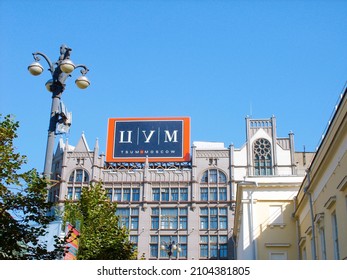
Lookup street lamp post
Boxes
[28,44,90,179]
[160,236,181,260]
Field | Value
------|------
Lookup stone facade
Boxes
[49,116,307,259]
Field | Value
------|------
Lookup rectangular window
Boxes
[161,208,178,229]
[150,235,158,243]
[219,187,227,201]
[152,188,160,201]
[220,244,228,258]
[210,169,218,183]
[123,189,131,201]
[160,236,178,258]
[200,235,208,243]
[76,170,83,182]
[151,217,159,230]
[179,244,187,258]
[331,212,340,259]
[131,217,138,230]
[150,244,158,258]
[319,227,327,260]
[132,188,140,201]
[200,244,208,258]
[210,187,217,201]
[106,188,113,201]
[67,187,73,200]
[200,208,208,215]
[219,207,227,215]
[219,216,227,229]
[131,208,139,215]
[210,208,218,229]
[200,216,208,229]
[161,188,169,201]
[179,207,188,230]
[180,188,188,201]
[130,235,138,250]
[74,187,81,200]
[171,188,179,201]
[179,216,187,229]
[179,208,188,215]
[114,188,122,201]
[152,207,159,215]
[201,188,208,201]
[210,235,218,243]
[210,244,218,258]
[116,208,130,228]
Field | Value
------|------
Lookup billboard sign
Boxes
[106,117,190,162]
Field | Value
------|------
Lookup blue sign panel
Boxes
[106,117,190,162]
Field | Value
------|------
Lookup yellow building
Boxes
[234,87,346,260]
[294,89,347,260]
[234,180,302,260]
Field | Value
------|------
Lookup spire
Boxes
[94,137,99,152]
[93,137,100,165]
[75,132,90,152]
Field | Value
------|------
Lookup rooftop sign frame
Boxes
[106,117,191,163]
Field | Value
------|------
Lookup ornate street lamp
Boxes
[160,237,181,259]
[28,44,90,179]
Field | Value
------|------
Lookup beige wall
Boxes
[294,91,347,260]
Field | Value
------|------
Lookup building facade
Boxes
[48,116,308,259]
[294,89,347,260]
[233,88,346,260]
[232,118,313,260]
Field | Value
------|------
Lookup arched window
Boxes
[201,169,227,184]
[253,138,272,175]
[69,169,89,183]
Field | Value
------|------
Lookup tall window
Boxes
[319,227,327,260]
[150,235,187,259]
[200,235,228,259]
[200,207,227,230]
[253,138,272,175]
[161,208,178,229]
[331,211,340,259]
[132,188,140,201]
[116,208,139,230]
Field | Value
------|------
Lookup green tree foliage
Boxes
[0,114,65,259]
[63,183,137,260]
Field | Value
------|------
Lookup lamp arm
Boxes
[74,64,89,75]
[32,52,55,74]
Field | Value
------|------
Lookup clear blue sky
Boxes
[1,0,346,173]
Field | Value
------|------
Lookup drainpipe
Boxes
[304,169,317,259]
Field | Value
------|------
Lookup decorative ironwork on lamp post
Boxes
[28,44,90,180]
[160,236,181,260]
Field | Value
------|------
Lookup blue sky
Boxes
[1,0,346,173]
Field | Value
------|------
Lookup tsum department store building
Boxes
[51,116,308,260]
